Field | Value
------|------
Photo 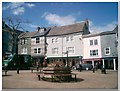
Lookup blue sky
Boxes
[2,2,118,32]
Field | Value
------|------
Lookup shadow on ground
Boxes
[2,75,12,77]
[41,77,84,83]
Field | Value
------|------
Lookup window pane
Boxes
[36,37,40,43]
[90,50,98,56]
[34,49,37,53]
[94,39,98,45]
[52,48,58,54]
[105,47,110,55]
[38,48,41,53]
[67,47,74,54]
[70,36,73,41]
[66,36,69,42]
[90,40,93,45]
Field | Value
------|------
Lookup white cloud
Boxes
[90,21,117,33]
[3,2,25,10]
[42,13,76,26]
[26,3,35,8]
[3,2,35,15]
[12,7,25,15]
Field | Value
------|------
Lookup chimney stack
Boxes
[37,27,40,31]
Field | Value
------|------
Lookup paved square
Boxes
[2,70,118,89]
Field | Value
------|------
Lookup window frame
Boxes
[105,47,110,55]
[90,49,98,56]
[94,39,98,45]
[36,37,40,43]
[34,48,37,53]
[66,47,74,54]
[52,48,58,54]
[38,48,41,53]
[90,40,93,46]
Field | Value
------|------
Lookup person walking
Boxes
[79,64,82,72]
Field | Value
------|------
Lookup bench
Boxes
[37,73,77,81]
[2,70,8,76]
[30,67,43,73]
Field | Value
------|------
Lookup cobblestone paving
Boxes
[2,70,118,89]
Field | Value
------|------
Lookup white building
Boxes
[83,28,118,70]
[46,20,90,67]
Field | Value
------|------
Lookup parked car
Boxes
[72,63,93,70]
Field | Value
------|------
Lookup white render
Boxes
[47,33,83,58]
[83,36,102,59]
[83,33,117,59]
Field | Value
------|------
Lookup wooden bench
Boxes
[51,73,77,81]
[37,73,77,81]
[30,67,43,73]
[30,67,37,73]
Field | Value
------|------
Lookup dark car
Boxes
[73,63,93,70]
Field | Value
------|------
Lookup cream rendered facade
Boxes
[47,33,83,67]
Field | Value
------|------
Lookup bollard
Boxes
[38,75,40,80]
[101,68,106,74]
[17,68,19,74]
[93,68,95,73]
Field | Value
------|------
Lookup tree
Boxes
[3,16,31,70]
[3,16,30,54]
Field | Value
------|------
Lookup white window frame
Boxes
[90,49,98,56]
[52,48,58,54]
[55,38,58,43]
[66,36,74,42]
[52,38,58,43]
[34,48,37,53]
[94,39,98,45]
[105,47,110,55]
[38,48,41,53]
[90,40,93,46]
[66,47,74,54]
[21,47,27,54]
[36,37,40,43]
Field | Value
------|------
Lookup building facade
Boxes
[17,20,118,70]
[83,28,118,70]
[31,27,50,66]
[46,20,90,67]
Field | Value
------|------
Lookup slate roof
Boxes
[18,31,38,38]
[83,30,116,38]
[18,20,89,38]
[32,28,51,38]
[47,21,86,36]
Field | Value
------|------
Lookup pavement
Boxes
[2,69,118,89]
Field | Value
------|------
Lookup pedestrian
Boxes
[95,63,98,71]
[79,64,82,72]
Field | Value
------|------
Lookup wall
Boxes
[101,34,118,58]
[18,37,31,55]
[83,36,102,59]
[47,33,83,58]
[31,37,45,56]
